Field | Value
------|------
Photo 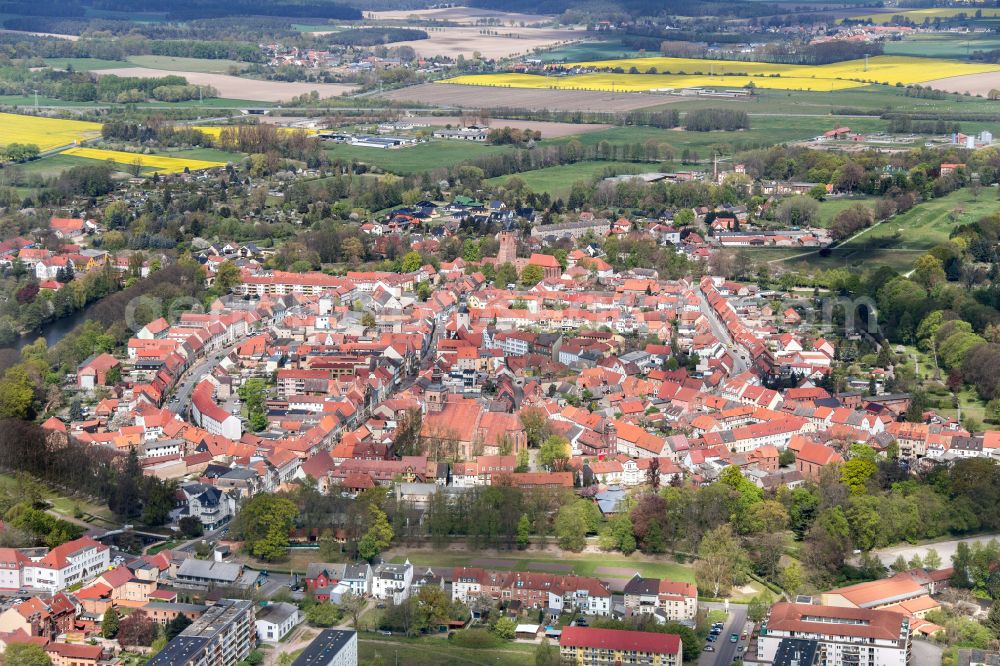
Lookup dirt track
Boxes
[94,68,354,103]
[381,83,675,112]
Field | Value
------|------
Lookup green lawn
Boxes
[816,196,877,227]
[9,154,107,179]
[387,550,695,583]
[844,186,1000,251]
[126,55,249,74]
[757,186,1000,274]
[486,160,648,198]
[0,473,116,525]
[326,141,516,175]
[359,632,537,666]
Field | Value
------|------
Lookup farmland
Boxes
[883,33,1000,59]
[124,55,249,74]
[440,56,1000,93]
[326,141,516,175]
[380,83,672,112]
[846,6,1000,24]
[92,68,354,103]
[61,147,228,173]
[0,112,101,151]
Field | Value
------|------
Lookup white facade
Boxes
[758,603,910,666]
[372,561,412,605]
[255,603,301,643]
[23,538,110,594]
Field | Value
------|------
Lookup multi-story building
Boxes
[622,575,697,620]
[291,629,357,666]
[559,626,682,666]
[255,602,301,643]
[372,561,413,604]
[22,536,110,594]
[451,568,612,616]
[0,548,30,589]
[148,598,256,666]
[757,603,912,666]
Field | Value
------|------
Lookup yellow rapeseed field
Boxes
[0,112,102,152]
[193,125,319,139]
[62,147,226,174]
[846,7,1000,24]
[439,56,1000,93]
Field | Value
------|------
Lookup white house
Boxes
[22,536,110,594]
[255,602,301,642]
[372,560,413,605]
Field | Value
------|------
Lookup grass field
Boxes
[486,160,646,197]
[326,141,516,175]
[816,196,877,227]
[842,186,999,251]
[537,40,647,63]
[386,550,696,583]
[62,147,227,173]
[847,7,1000,24]
[443,55,1000,92]
[0,112,102,151]
[884,33,1000,59]
[126,55,248,74]
[759,186,998,273]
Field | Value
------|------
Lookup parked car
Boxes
[703,646,715,652]
[730,633,739,643]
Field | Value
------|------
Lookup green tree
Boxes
[695,524,747,598]
[414,585,450,632]
[520,263,544,287]
[0,366,35,419]
[555,502,589,552]
[924,548,943,570]
[165,612,191,640]
[102,607,120,638]
[748,592,773,623]
[490,616,517,640]
[230,494,298,561]
[780,561,803,596]
[401,251,423,273]
[305,602,342,627]
[516,514,531,550]
[535,637,559,666]
[841,458,877,495]
[215,261,241,293]
[361,312,376,329]
[539,435,570,471]
[3,643,51,666]
[358,505,394,561]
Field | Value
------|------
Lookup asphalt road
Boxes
[696,287,750,374]
[699,602,750,666]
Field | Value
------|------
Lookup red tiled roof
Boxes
[560,626,681,655]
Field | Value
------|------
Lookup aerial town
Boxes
[6,0,1000,665]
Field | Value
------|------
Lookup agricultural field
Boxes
[536,40,648,63]
[61,147,228,173]
[0,112,101,151]
[883,33,1000,59]
[486,160,646,198]
[124,55,249,74]
[441,56,1000,93]
[846,6,1000,24]
[380,82,671,112]
[92,68,354,103]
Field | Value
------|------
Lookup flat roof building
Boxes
[559,626,682,665]
[291,629,358,666]
[147,598,256,666]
